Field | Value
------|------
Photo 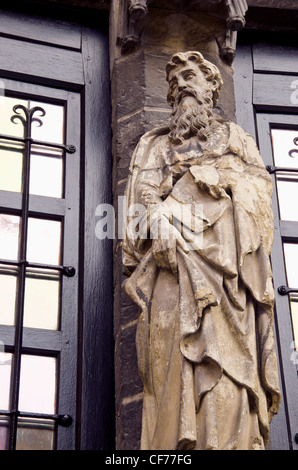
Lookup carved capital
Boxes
[217,0,248,64]
[128,0,148,19]
[225,0,248,30]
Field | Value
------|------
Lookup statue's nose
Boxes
[178,83,187,92]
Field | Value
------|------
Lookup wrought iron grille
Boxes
[0,103,76,450]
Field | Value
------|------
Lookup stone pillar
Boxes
[109,0,246,449]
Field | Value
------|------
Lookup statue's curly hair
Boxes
[166,51,223,107]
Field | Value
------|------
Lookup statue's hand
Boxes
[190,165,226,199]
[152,235,177,275]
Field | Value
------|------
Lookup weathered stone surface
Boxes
[112,51,175,119]
[113,246,139,328]
[116,398,143,450]
[142,10,226,52]
[122,51,281,450]
[115,322,143,409]
[114,108,171,182]
[112,51,146,120]
[111,4,247,451]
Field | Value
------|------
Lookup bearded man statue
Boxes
[122,51,281,450]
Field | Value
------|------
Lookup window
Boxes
[235,32,298,449]
[0,81,80,450]
[0,3,113,450]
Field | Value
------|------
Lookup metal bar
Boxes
[266,165,298,174]
[0,259,75,277]
[0,132,76,153]
[0,410,72,427]
[28,262,76,277]
[2,104,74,448]
[8,107,32,450]
[278,285,298,296]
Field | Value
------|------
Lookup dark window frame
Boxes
[0,3,114,450]
[0,77,81,451]
[256,113,298,451]
[234,30,298,450]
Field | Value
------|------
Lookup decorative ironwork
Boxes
[0,103,75,449]
[267,136,298,173]
[278,285,298,296]
[266,165,298,174]
[0,410,73,428]
[0,105,76,153]
[288,136,298,158]
[0,259,76,277]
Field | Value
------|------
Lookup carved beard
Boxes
[168,90,214,145]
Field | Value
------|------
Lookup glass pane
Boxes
[30,145,63,198]
[0,416,9,451]
[30,101,64,145]
[283,243,298,287]
[271,128,298,168]
[0,141,24,193]
[0,96,28,138]
[16,417,55,450]
[283,244,298,352]
[0,214,20,260]
[24,269,60,330]
[19,355,57,414]
[290,295,298,349]
[276,177,298,221]
[27,218,61,265]
[0,352,12,410]
[0,266,18,326]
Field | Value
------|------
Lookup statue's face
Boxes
[167,62,211,107]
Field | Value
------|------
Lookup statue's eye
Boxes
[185,73,195,80]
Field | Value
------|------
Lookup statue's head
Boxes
[166,51,223,108]
[165,52,223,145]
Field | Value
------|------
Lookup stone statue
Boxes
[122,51,281,450]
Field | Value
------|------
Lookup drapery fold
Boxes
[122,121,281,450]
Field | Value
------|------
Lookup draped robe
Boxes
[122,121,281,450]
